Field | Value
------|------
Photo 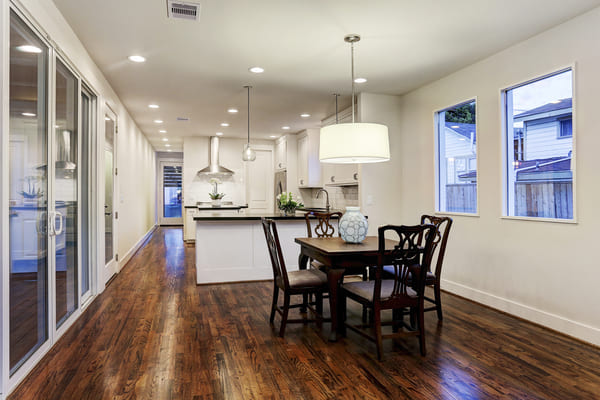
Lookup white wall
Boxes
[392,7,600,345]
[11,0,157,282]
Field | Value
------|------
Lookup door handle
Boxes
[105,212,112,216]
[54,211,64,236]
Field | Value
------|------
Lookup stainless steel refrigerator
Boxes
[274,170,287,212]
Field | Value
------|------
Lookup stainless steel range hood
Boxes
[197,136,234,176]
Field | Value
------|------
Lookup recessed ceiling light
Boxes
[16,45,42,53]
[228,108,238,113]
[249,66,264,73]
[22,112,36,117]
[167,149,172,152]
[162,138,168,142]
[220,122,229,127]
[128,55,146,63]
[282,126,290,130]
[270,135,278,138]
[165,144,171,147]
[154,119,163,124]
[216,132,223,136]
[354,78,367,83]
[300,113,310,118]
[148,104,159,109]
[159,130,167,133]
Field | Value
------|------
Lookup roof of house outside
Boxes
[514,98,572,119]
[515,156,571,173]
[445,122,477,143]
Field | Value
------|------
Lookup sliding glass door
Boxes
[8,9,50,375]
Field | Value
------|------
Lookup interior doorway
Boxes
[103,108,118,283]
[158,161,183,225]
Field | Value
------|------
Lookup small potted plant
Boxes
[277,192,303,216]
[209,178,225,207]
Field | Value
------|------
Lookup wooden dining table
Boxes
[295,236,397,341]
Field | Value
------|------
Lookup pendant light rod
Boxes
[244,85,251,144]
[345,34,360,124]
[334,93,340,124]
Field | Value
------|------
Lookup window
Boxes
[435,100,477,214]
[503,69,573,220]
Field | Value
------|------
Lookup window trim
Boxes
[433,97,479,216]
[500,65,577,223]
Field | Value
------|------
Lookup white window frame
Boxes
[501,66,577,223]
[433,98,479,216]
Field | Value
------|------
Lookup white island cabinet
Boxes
[195,213,313,284]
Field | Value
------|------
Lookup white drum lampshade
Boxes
[319,122,390,163]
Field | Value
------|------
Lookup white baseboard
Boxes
[442,279,600,347]
[119,224,158,269]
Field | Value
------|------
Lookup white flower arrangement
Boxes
[277,192,303,213]
[209,178,225,200]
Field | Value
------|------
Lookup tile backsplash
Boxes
[299,185,358,210]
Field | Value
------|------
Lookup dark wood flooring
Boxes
[8,227,600,399]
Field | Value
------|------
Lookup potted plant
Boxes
[209,178,225,207]
[277,192,303,216]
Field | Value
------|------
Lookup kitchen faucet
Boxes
[316,189,330,211]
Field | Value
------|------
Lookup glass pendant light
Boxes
[242,85,256,161]
[319,34,390,164]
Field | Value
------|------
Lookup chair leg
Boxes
[301,293,308,313]
[374,306,383,361]
[315,291,323,328]
[279,294,291,337]
[270,283,279,323]
[418,306,426,356]
[392,308,401,332]
[434,282,443,321]
[340,293,347,337]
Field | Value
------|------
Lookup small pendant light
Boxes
[242,85,256,161]
[319,34,390,164]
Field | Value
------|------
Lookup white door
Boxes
[103,108,118,283]
[246,147,274,212]
[158,161,183,225]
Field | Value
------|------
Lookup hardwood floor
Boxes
[8,227,600,399]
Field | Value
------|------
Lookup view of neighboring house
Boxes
[510,98,573,218]
[445,122,477,184]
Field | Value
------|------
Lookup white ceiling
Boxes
[53,0,600,152]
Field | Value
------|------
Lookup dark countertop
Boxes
[185,204,248,210]
[193,212,340,221]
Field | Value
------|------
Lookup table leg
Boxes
[327,268,345,342]
[298,253,309,312]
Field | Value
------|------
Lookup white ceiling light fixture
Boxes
[148,104,159,109]
[249,67,264,74]
[354,78,367,83]
[227,108,238,113]
[320,34,389,164]
[215,132,223,136]
[220,122,229,127]
[242,85,256,161]
[16,45,42,53]
[162,138,168,141]
[128,55,146,63]
[282,126,290,130]
[300,113,310,118]
[159,129,167,133]
[154,119,163,124]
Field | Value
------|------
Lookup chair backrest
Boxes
[375,224,437,304]
[419,215,452,279]
[304,211,343,238]
[261,218,290,288]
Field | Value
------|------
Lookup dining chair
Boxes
[340,224,436,359]
[261,218,329,337]
[304,211,343,271]
[383,215,452,320]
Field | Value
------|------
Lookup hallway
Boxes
[8,227,600,399]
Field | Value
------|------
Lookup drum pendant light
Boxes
[319,34,390,164]
[242,85,256,161]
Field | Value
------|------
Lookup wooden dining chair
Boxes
[340,224,436,359]
[261,218,329,337]
[304,211,343,271]
[383,215,452,320]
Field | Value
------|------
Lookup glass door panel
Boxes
[8,10,49,373]
[160,163,182,224]
[104,114,116,278]
[80,90,92,299]
[54,58,78,327]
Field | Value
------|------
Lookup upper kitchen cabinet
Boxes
[320,106,359,186]
[275,136,287,170]
[297,129,322,188]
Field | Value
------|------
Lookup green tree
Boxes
[446,103,476,124]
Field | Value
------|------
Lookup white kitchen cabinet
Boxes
[184,208,196,242]
[296,129,321,188]
[320,106,359,186]
[275,137,287,170]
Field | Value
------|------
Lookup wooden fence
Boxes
[514,181,573,219]
[446,184,477,213]
[444,181,573,219]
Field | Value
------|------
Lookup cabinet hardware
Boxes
[330,176,335,182]
[353,173,358,180]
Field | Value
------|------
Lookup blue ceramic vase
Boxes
[339,206,368,243]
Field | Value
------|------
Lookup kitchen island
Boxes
[194,212,332,284]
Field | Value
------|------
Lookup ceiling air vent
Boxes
[167,1,201,21]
